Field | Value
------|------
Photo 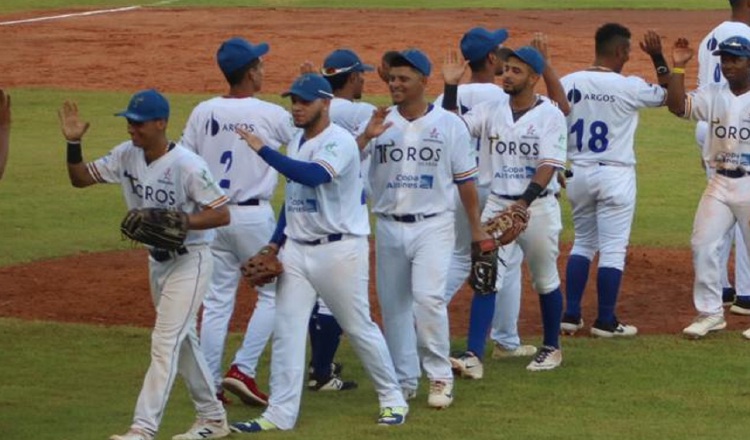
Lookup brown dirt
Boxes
[3,7,749,335]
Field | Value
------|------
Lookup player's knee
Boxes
[532,276,561,295]
[569,244,596,260]
[598,250,626,271]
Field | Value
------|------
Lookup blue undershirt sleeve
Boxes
[258,146,332,187]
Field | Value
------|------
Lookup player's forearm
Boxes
[457,178,485,241]
[667,67,687,116]
[189,205,230,230]
[542,66,570,116]
[518,165,556,207]
[65,141,97,187]
[650,53,671,88]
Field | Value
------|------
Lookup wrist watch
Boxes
[656,65,669,75]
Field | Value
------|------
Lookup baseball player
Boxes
[445,46,568,371]
[439,29,571,379]
[668,35,750,340]
[298,48,380,391]
[58,89,231,440]
[0,89,10,181]
[695,1,750,315]
[559,24,669,338]
[356,49,489,406]
[180,37,296,406]
[230,74,408,432]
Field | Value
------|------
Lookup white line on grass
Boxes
[0,0,183,27]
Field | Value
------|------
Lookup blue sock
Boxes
[311,313,342,379]
[466,292,496,360]
[564,254,590,319]
[540,288,563,348]
[597,267,623,325]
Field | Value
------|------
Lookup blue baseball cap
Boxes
[322,49,374,76]
[460,27,509,62]
[391,49,432,76]
[114,89,170,121]
[282,74,334,101]
[217,37,269,75]
[501,46,546,74]
[712,36,750,57]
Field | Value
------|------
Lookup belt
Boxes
[296,233,344,246]
[382,213,438,223]
[717,168,750,178]
[492,191,550,201]
[149,246,188,262]
[237,198,261,206]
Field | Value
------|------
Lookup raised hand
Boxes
[530,32,549,62]
[639,30,664,57]
[672,37,693,66]
[299,61,315,75]
[442,49,468,85]
[362,106,393,140]
[236,127,265,152]
[58,101,90,142]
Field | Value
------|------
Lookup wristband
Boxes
[442,84,458,111]
[672,67,686,74]
[519,182,544,206]
[67,141,83,164]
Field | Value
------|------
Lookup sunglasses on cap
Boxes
[321,63,360,77]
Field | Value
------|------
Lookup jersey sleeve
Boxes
[459,101,486,138]
[448,116,478,183]
[537,108,568,170]
[86,142,129,184]
[685,86,712,122]
[184,157,229,209]
[310,133,357,180]
[180,104,203,153]
[627,76,666,109]
[270,108,296,150]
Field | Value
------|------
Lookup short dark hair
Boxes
[389,56,421,74]
[595,23,631,57]
[324,71,354,92]
[223,58,261,86]
[382,50,400,65]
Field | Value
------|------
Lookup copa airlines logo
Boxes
[288,198,318,213]
[567,85,616,104]
[487,134,539,156]
[123,170,176,205]
[493,165,536,180]
[386,173,434,189]
[204,112,256,137]
[374,140,441,165]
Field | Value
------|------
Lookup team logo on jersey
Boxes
[741,154,750,168]
[524,125,537,137]
[157,168,174,186]
[375,140,441,166]
[324,142,338,157]
[123,170,176,205]
[423,127,444,144]
[566,85,616,104]
[386,173,433,189]
[200,169,219,189]
[713,123,750,141]
[205,113,220,136]
[205,112,257,137]
[707,36,718,51]
[419,175,434,189]
[487,134,539,157]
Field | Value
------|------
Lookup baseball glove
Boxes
[469,239,498,294]
[242,245,283,287]
[483,204,530,247]
[120,208,189,250]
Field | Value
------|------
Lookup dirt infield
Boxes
[3,7,750,336]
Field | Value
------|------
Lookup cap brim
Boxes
[491,29,509,46]
[281,90,332,101]
[114,111,149,121]
[254,42,270,59]
[713,48,749,57]
[391,53,429,76]
[360,63,375,72]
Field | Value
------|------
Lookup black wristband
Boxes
[443,84,458,111]
[67,141,83,164]
[650,53,669,75]
[519,182,544,206]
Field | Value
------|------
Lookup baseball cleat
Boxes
[526,346,562,371]
[427,380,454,409]
[449,351,484,379]
[492,343,537,359]
[723,287,737,306]
[221,364,268,406]
[309,373,358,391]
[560,315,584,335]
[590,320,638,338]
[729,296,750,316]
[377,406,408,426]
[110,428,153,440]
[172,418,230,440]
[743,328,750,340]
[230,417,278,433]
[682,314,727,339]
[307,362,343,388]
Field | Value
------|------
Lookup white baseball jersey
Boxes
[561,71,666,166]
[685,83,750,170]
[180,97,296,202]
[330,97,376,135]
[698,21,750,88]
[435,83,507,186]
[284,123,369,241]
[88,142,228,246]
[365,105,478,215]
[461,97,567,196]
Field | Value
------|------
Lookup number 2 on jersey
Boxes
[219,150,232,189]
[570,119,609,153]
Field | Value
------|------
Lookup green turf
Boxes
[2,317,749,440]
[0,0,729,14]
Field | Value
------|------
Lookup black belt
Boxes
[297,233,344,246]
[149,246,188,262]
[237,198,261,206]
[717,168,750,178]
[493,191,550,201]
[385,213,438,223]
